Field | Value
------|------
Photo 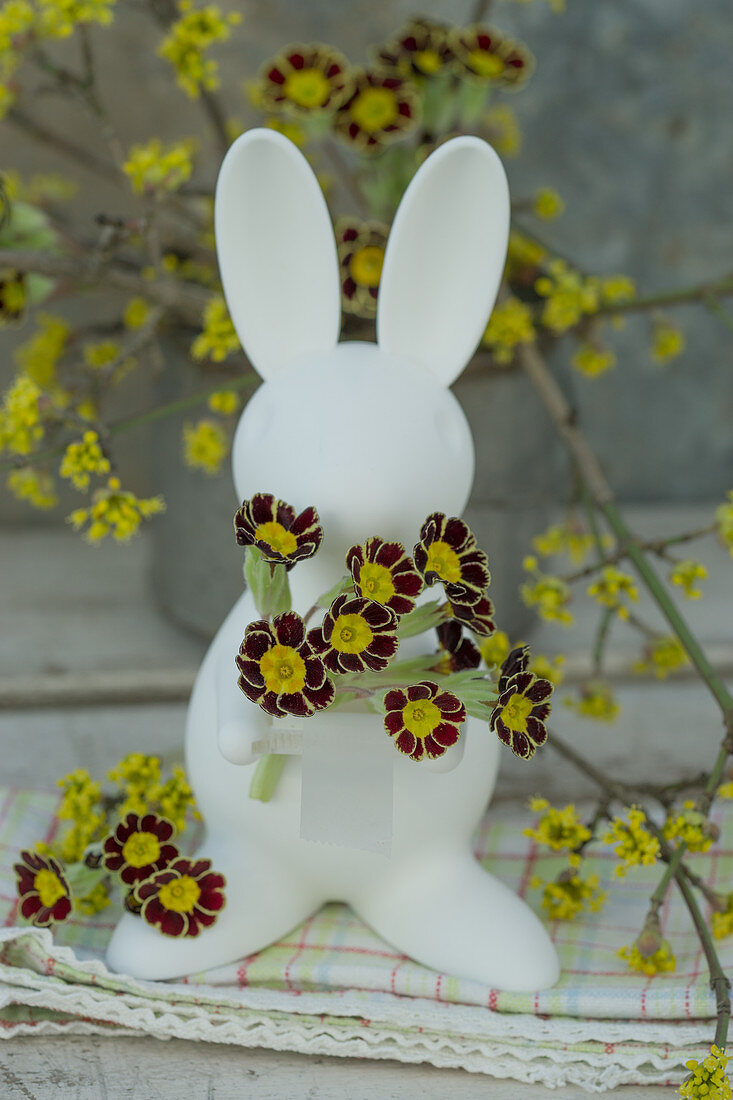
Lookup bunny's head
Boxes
[215,129,509,560]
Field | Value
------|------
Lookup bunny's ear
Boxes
[214,129,340,379]
[376,136,509,387]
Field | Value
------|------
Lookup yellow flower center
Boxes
[424,540,462,584]
[158,874,201,914]
[500,691,533,732]
[34,869,65,909]
[414,48,442,74]
[349,245,384,288]
[468,49,504,78]
[402,699,441,739]
[282,66,331,108]
[121,831,162,868]
[358,561,395,604]
[350,86,399,133]
[260,644,307,694]
[331,613,374,654]
[254,520,298,556]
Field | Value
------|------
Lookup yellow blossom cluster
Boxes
[83,340,119,369]
[6,467,57,509]
[599,274,636,304]
[521,557,574,625]
[67,476,165,542]
[152,764,198,830]
[505,231,545,278]
[481,296,536,363]
[107,754,197,829]
[652,321,685,363]
[618,939,676,977]
[123,297,151,330]
[679,1046,732,1100]
[586,565,638,619]
[532,522,609,565]
[603,806,660,876]
[207,389,239,415]
[670,559,707,599]
[484,104,521,157]
[712,896,733,941]
[74,880,111,915]
[59,430,111,491]
[56,768,106,863]
[524,796,591,850]
[572,342,616,378]
[715,492,733,557]
[158,0,241,99]
[123,137,196,195]
[479,629,510,669]
[532,187,564,220]
[535,259,601,334]
[663,801,715,854]
[533,867,605,921]
[0,373,43,455]
[633,635,689,679]
[565,681,620,722]
[530,652,565,686]
[191,294,240,362]
[15,313,69,397]
[183,418,228,474]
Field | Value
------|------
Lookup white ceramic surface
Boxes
[106,129,559,992]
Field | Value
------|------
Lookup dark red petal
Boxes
[407,681,434,702]
[368,634,399,660]
[249,493,277,525]
[511,731,534,760]
[384,687,408,711]
[307,627,328,654]
[273,611,305,648]
[384,711,404,736]
[304,679,335,710]
[431,722,460,748]
[395,730,417,757]
[235,657,265,687]
[424,735,449,759]
[531,702,551,722]
[526,716,548,747]
[493,717,512,746]
[267,67,285,85]
[526,678,553,704]
[505,671,534,696]
[374,540,404,568]
[260,690,286,717]
[280,692,313,717]
[346,544,364,575]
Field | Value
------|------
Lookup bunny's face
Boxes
[232,341,473,554]
[216,127,510,555]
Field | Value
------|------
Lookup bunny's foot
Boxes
[106,840,321,981]
[352,850,560,993]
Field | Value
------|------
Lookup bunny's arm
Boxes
[216,648,268,765]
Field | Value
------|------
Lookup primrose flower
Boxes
[258,43,352,113]
[234,492,323,569]
[679,1045,732,1100]
[534,868,605,921]
[618,940,676,977]
[603,807,659,876]
[101,812,178,886]
[434,620,481,674]
[663,801,716,854]
[237,611,334,717]
[489,647,553,760]
[670,559,707,599]
[335,217,388,319]
[449,24,533,88]
[134,856,225,938]
[413,512,490,606]
[587,565,638,619]
[346,536,423,615]
[481,296,536,364]
[373,16,453,79]
[524,796,591,851]
[309,593,398,674]
[633,635,689,679]
[334,69,418,152]
[59,430,111,491]
[14,850,72,928]
[565,681,620,722]
[384,681,466,762]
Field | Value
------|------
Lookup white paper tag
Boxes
[299,711,393,857]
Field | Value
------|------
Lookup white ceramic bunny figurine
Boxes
[106,128,560,992]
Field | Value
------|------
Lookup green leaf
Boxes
[315,574,352,609]
[244,545,292,618]
[397,599,446,639]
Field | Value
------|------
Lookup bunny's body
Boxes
[106,131,560,992]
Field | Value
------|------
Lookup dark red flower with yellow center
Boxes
[237,611,335,717]
[101,812,178,886]
[435,621,481,673]
[334,69,419,152]
[234,492,323,570]
[134,857,226,938]
[335,217,388,319]
[374,17,453,79]
[308,593,398,674]
[489,648,552,760]
[258,43,353,113]
[413,513,490,605]
[14,850,72,928]
[346,536,423,615]
[448,592,496,638]
[449,24,534,88]
[384,681,466,762]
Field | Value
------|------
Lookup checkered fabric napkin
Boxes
[0,784,729,1088]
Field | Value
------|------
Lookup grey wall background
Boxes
[2,0,732,526]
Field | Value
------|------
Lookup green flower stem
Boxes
[249,754,287,802]
[64,860,106,898]
[591,607,615,677]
